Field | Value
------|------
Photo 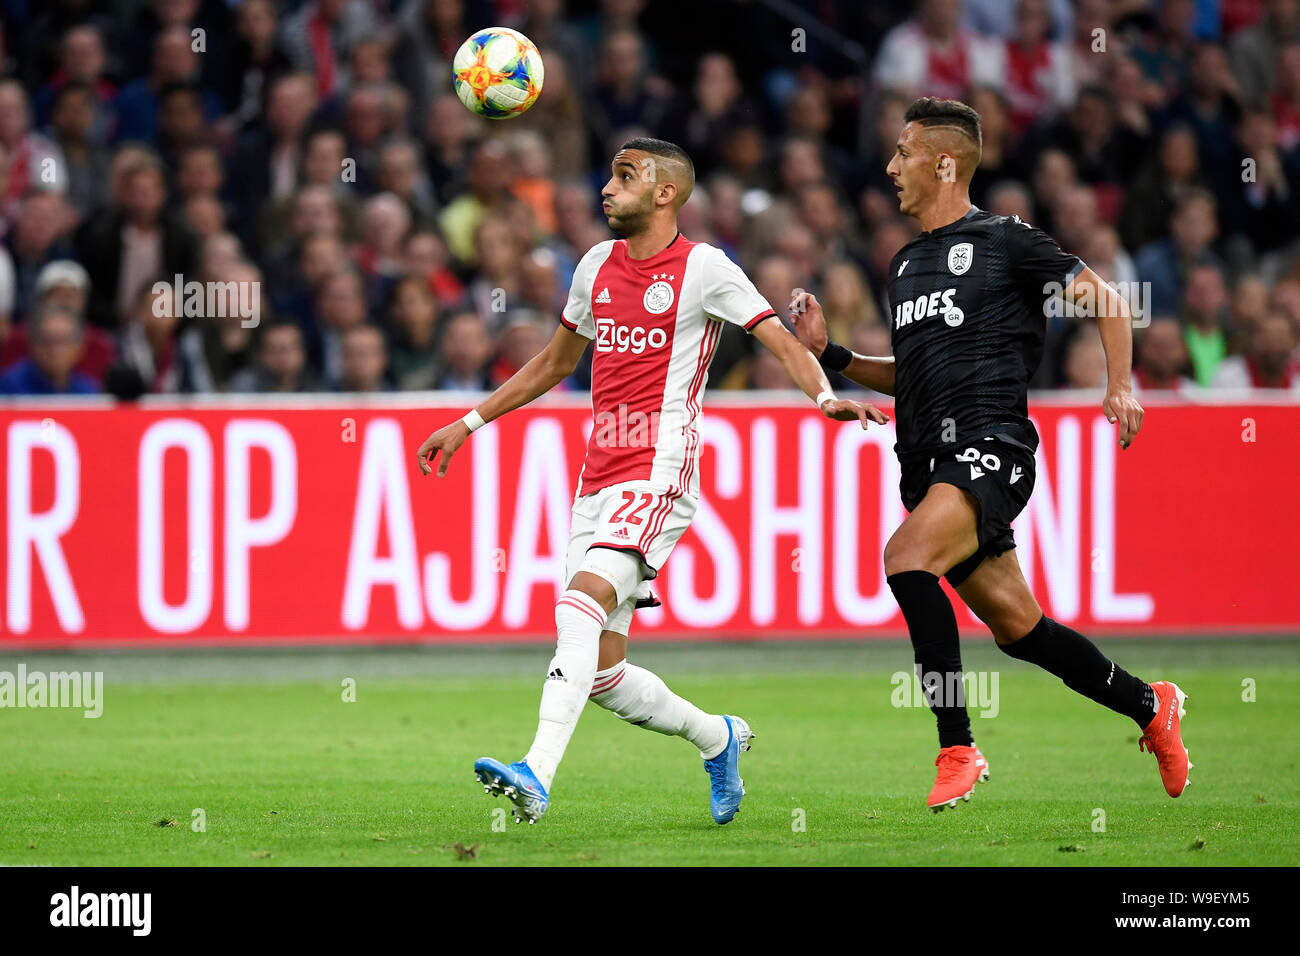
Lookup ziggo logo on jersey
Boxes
[596,318,669,354]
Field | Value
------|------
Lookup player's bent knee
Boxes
[883,529,942,577]
[567,547,643,615]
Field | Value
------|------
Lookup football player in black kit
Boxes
[791,98,1192,811]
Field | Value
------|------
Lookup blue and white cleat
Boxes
[703,715,754,824]
[474,757,549,825]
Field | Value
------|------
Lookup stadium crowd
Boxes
[0,0,1299,397]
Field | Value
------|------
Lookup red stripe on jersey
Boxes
[679,319,721,493]
[559,313,579,332]
[636,492,672,551]
[639,487,682,556]
[744,309,776,331]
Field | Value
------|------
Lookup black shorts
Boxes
[899,435,1036,587]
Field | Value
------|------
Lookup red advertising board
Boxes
[1,395,1296,645]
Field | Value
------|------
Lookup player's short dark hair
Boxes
[618,137,695,177]
[617,137,695,206]
[903,97,983,155]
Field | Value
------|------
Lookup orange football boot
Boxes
[1139,681,1192,797]
[927,744,990,812]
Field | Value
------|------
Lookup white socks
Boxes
[588,659,729,759]
[524,589,605,791]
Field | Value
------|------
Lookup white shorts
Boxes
[564,480,698,635]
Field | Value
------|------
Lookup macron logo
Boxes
[595,287,611,304]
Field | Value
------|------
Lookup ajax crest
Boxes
[643,280,675,314]
[947,242,973,275]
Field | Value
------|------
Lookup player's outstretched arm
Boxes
[1064,267,1144,450]
[750,314,889,428]
[788,290,896,396]
[417,324,590,477]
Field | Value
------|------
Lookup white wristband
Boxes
[815,390,835,409]
[461,409,486,432]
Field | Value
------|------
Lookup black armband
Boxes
[818,341,853,374]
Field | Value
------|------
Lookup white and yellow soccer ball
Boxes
[452,27,545,119]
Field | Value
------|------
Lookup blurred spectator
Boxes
[314,267,369,384]
[1067,0,1119,89]
[1132,316,1198,393]
[1029,83,1148,187]
[1119,124,1209,252]
[7,191,76,317]
[985,179,1034,220]
[115,279,212,393]
[0,79,65,217]
[1229,0,1300,107]
[404,229,465,307]
[32,24,116,138]
[279,0,378,101]
[1062,321,1107,389]
[436,310,493,390]
[355,192,412,291]
[966,0,1072,40]
[1211,311,1300,388]
[336,322,390,392]
[176,144,226,203]
[820,260,881,343]
[114,26,222,145]
[377,138,438,230]
[0,259,115,384]
[386,274,441,390]
[518,246,563,317]
[1221,109,1300,258]
[587,28,671,164]
[1182,261,1233,385]
[440,138,513,266]
[873,0,1006,99]
[48,84,112,218]
[229,320,320,393]
[1002,0,1075,133]
[0,304,98,394]
[490,312,551,386]
[231,72,318,247]
[393,0,468,123]
[1079,224,1138,288]
[968,87,1026,207]
[1135,188,1224,315]
[220,0,294,131]
[75,154,198,329]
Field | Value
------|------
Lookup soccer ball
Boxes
[452,27,545,119]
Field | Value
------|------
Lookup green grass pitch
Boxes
[1,639,1297,866]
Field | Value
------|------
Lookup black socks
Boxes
[887,570,973,749]
[999,615,1158,728]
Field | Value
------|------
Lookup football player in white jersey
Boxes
[417,138,887,825]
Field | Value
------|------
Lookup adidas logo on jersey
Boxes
[611,527,631,540]
[595,287,611,304]
[547,667,567,682]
